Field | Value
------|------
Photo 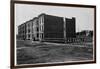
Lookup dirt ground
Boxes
[16,40,93,65]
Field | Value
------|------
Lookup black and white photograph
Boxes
[11,1,96,68]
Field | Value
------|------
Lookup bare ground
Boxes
[16,40,93,65]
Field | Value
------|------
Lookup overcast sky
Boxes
[15,4,94,34]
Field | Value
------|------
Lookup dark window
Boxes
[28,34,30,38]
[42,34,43,39]
[37,28,39,31]
[28,29,30,33]
[37,33,39,38]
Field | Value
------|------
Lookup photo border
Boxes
[10,0,96,69]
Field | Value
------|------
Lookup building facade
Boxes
[43,14,65,42]
[32,17,39,40]
[25,20,33,40]
[38,14,44,41]
[18,13,76,43]
[18,23,26,40]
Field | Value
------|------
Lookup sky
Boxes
[15,4,94,34]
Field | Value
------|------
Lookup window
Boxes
[28,29,30,33]
[42,33,43,39]
[37,27,39,31]
[28,34,30,38]
[42,25,44,31]
[37,33,39,38]
[42,17,44,23]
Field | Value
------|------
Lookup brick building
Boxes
[18,13,76,43]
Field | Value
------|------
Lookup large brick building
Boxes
[18,13,76,43]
